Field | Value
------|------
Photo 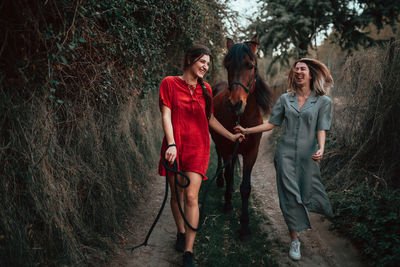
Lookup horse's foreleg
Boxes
[223,156,237,213]
[239,156,256,241]
[215,146,224,188]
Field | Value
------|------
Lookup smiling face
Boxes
[190,54,210,79]
[294,62,312,88]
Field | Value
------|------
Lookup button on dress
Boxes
[269,91,334,231]
[158,76,213,180]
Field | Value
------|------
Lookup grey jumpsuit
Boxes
[269,92,334,232]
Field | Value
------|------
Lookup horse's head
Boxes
[224,35,258,115]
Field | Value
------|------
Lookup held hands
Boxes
[234,125,247,135]
[312,148,324,162]
[165,145,177,165]
[232,125,247,143]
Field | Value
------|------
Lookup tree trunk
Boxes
[298,41,308,58]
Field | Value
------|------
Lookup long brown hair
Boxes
[287,58,334,96]
[183,44,212,120]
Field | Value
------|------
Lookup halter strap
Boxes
[229,65,258,94]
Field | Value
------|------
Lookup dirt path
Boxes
[251,131,364,267]
[110,172,181,267]
[110,132,364,266]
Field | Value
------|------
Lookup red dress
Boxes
[158,76,213,180]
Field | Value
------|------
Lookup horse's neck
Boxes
[245,91,261,116]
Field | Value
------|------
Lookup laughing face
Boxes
[294,62,312,88]
[190,55,210,79]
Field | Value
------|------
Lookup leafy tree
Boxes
[248,0,400,65]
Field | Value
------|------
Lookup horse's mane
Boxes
[224,43,274,114]
[224,43,257,70]
[255,77,274,114]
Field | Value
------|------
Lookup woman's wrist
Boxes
[167,143,176,148]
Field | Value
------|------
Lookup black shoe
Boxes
[175,233,185,252]
[183,251,196,267]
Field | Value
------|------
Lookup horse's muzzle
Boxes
[229,99,245,115]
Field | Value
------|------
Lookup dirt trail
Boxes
[110,172,180,267]
[110,132,364,266]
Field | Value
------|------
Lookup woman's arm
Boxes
[209,114,244,142]
[161,105,177,164]
[312,130,326,162]
[234,121,276,135]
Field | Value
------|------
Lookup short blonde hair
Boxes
[287,58,334,96]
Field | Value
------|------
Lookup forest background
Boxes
[0,0,399,266]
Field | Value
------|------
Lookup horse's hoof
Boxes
[223,203,233,214]
[238,229,252,242]
[216,177,224,188]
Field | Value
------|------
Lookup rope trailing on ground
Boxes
[128,117,241,252]
[170,138,240,231]
[126,171,169,252]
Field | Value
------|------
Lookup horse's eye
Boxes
[247,64,254,70]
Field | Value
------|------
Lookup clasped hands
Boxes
[234,125,324,162]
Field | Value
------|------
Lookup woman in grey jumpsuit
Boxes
[234,58,334,261]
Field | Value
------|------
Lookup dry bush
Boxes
[324,40,400,190]
[0,87,162,265]
[332,48,384,148]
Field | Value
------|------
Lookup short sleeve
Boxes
[269,95,285,126]
[159,78,172,111]
[317,97,332,131]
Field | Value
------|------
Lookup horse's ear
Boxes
[248,34,258,55]
[226,38,234,51]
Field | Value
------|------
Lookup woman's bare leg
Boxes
[290,230,298,240]
[168,175,185,234]
[183,172,202,252]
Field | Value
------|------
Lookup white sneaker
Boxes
[289,239,301,260]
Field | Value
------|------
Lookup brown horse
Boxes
[210,36,274,241]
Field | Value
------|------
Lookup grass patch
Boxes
[194,144,277,266]
[330,184,400,267]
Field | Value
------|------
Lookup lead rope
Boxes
[128,116,241,252]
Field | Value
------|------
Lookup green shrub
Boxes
[330,185,400,267]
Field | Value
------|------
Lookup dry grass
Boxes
[0,88,162,265]
[323,39,400,190]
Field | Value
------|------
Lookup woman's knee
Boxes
[185,191,198,207]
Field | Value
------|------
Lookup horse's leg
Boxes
[239,153,257,241]
[223,155,237,213]
[215,146,224,188]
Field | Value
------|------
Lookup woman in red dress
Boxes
[159,44,243,267]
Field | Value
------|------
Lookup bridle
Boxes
[228,42,258,94]
[228,64,258,94]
